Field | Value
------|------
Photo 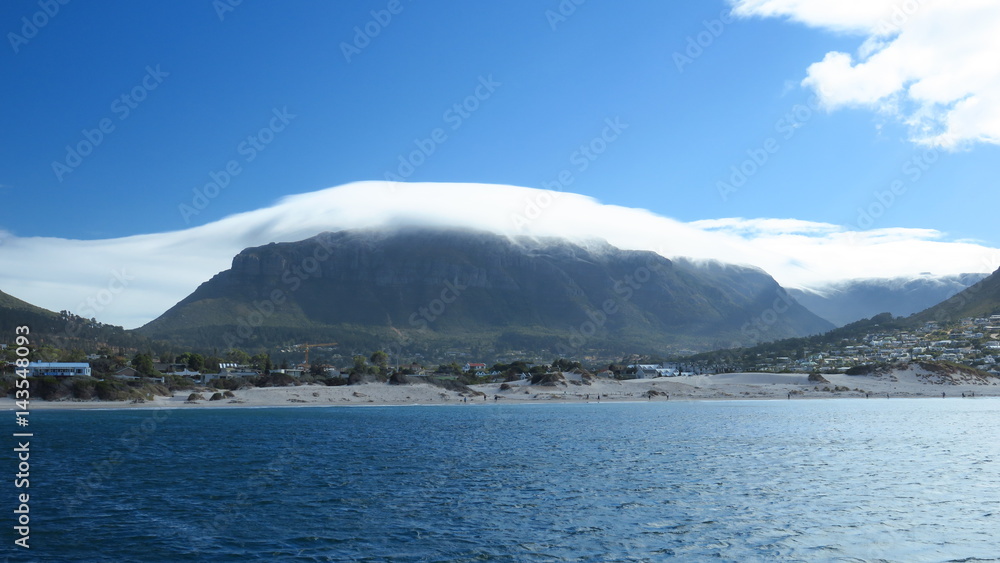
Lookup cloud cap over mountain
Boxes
[1,181,996,328]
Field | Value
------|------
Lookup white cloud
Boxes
[731,0,910,34]
[1,182,996,328]
[732,0,1000,148]
[690,217,842,236]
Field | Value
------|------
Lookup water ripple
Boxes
[18,399,1000,561]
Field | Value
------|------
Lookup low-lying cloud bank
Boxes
[2,181,997,328]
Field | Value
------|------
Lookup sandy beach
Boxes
[4,363,999,411]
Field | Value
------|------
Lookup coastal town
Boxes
[7,313,1000,401]
[682,314,1000,377]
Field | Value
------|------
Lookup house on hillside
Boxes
[630,364,662,379]
[198,364,259,384]
[402,363,426,376]
[114,367,140,379]
[113,367,166,383]
[218,363,259,377]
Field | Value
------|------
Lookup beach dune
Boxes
[4,365,998,411]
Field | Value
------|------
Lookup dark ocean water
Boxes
[5,399,1000,562]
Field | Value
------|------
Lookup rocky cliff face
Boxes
[138,228,833,357]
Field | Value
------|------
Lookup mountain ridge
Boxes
[908,267,1000,324]
[0,289,59,335]
[137,228,834,359]
[789,273,988,326]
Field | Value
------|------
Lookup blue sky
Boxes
[3,0,996,241]
[3,0,1000,327]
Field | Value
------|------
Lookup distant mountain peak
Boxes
[910,267,1000,323]
[789,273,988,326]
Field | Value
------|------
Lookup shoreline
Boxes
[4,369,998,411]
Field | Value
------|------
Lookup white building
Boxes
[27,362,91,377]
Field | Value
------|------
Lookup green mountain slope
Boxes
[680,267,1000,368]
[0,289,159,353]
[908,267,1000,324]
[0,289,59,334]
[788,273,987,326]
[0,290,58,317]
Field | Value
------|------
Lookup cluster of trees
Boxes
[306,351,391,384]
[0,343,107,364]
[5,333,671,386]
[304,353,588,386]
[425,358,586,384]
[0,306,170,361]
